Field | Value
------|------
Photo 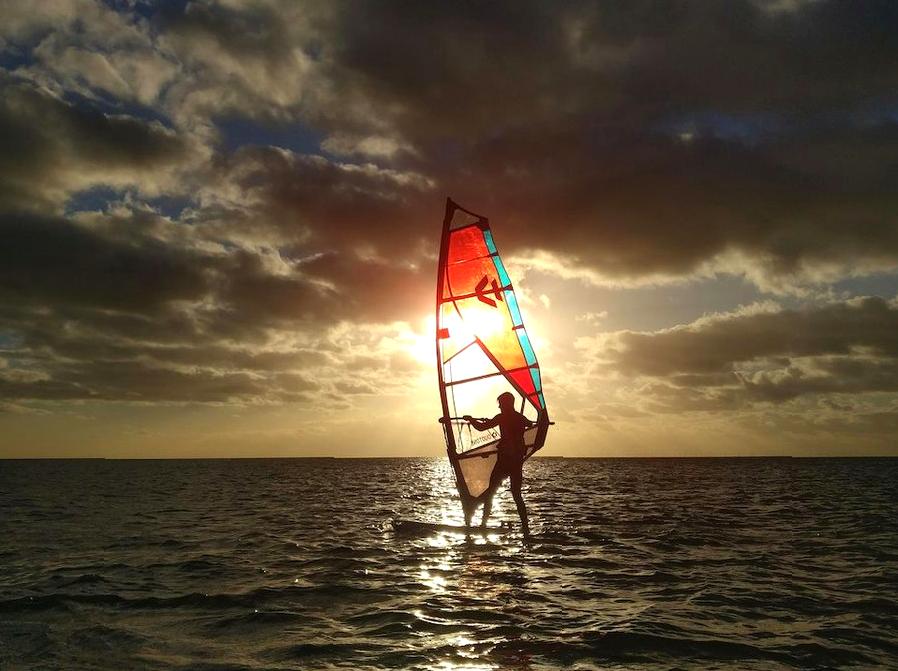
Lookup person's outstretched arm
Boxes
[464,414,499,432]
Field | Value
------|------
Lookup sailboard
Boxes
[436,198,550,525]
[392,519,512,536]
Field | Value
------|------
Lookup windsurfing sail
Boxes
[436,197,550,521]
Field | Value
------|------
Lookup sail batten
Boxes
[436,198,550,515]
[444,362,540,387]
[439,284,512,303]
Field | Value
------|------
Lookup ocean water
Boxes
[1,457,897,670]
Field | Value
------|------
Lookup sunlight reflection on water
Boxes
[402,459,557,669]
[398,458,543,668]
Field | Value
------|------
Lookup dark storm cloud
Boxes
[0,308,327,373]
[324,0,898,134]
[0,286,341,405]
[0,212,210,312]
[741,357,898,402]
[577,0,898,113]
[192,144,435,323]
[299,251,430,322]
[600,297,898,408]
[325,1,573,137]
[639,382,745,414]
[150,0,898,285]
[210,247,429,330]
[0,76,191,211]
[158,0,298,73]
[608,297,898,377]
[201,145,432,251]
[0,359,313,404]
[453,123,898,285]
[9,0,898,285]
[0,204,425,404]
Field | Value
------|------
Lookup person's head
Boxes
[497,391,516,411]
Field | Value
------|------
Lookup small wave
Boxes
[44,573,108,588]
[579,630,794,664]
[265,641,389,661]
[143,558,222,573]
[209,609,305,629]
[67,624,147,652]
[0,588,274,613]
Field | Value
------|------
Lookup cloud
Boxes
[0,203,433,405]
[442,122,898,292]
[196,145,434,250]
[2,0,898,437]
[6,1,898,289]
[32,35,179,106]
[0,76,194,211]
[0,359,314,404]
[0,212,210,311]
[740,357,898,402]
[590,296,898,410]
[0,0,101,45]
[154,0,327,126]
[604,297,898,376]
[323,1,898,289]
[2,0,182,108]
[321,133,413,159]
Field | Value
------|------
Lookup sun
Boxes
[407,315,437,365]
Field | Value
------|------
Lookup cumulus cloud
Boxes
[0,212,210,311]
[0,360,301,404]
[194,145,434,248]
[0,76,195,211]
[2,0,181,106]
[0,202,434,405]
[6,1,898,287]
[604,297,898,375]
[588,297,898,411]
[220,0,897,291]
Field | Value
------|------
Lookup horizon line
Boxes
[3,455,898,461]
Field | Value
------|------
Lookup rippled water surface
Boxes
[2,457,897,670]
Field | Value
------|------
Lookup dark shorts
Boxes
[495,445,524,478]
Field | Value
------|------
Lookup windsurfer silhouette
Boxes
[464,391,533,538]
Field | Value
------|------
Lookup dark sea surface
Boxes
[1,457,897,670]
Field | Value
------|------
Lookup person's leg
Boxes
[481,460,505,527]
[480,488,493,527]
[510,466,530,537]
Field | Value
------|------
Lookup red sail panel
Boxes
[508,367,537,398]
[448,225,490,264]
[445,256,502,300]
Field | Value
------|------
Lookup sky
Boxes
[2,0,898,458]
